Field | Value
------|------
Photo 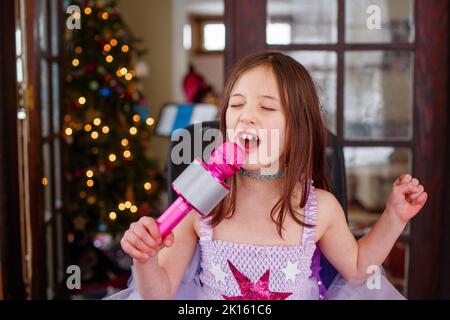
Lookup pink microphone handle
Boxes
[156,197,193,238]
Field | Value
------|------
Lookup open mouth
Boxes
[236,131,261,153]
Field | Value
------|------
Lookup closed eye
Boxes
[229,104,244,108]
[262,106,276,111]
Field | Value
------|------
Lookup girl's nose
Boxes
[239,108,257,126]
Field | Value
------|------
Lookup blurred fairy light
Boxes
[109,212,117,221]
[129,127,137,135]
[86,170,94,178]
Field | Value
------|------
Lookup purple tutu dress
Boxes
[106,182,405,300]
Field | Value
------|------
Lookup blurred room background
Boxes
[0,0,449,300]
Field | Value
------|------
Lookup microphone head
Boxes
[208,142,245,180]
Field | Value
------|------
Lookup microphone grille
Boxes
[208,142,245,178]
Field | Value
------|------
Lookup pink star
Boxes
[223,260,292,300]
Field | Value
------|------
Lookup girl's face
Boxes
[226,65,287,173]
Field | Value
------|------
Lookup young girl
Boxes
[110,51,427,300]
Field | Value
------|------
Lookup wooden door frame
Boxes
[225,0,449,299]
[24,0,47,299]
[0,0,27,300]
[412,0,449,299]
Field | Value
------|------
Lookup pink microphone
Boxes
[156,142,245,238]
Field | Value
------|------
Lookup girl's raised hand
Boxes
[386,174,428,223]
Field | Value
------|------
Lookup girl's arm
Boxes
[317,174,427,283]
[131,211,199,299]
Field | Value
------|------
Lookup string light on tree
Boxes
[108,154,117,162]
[109,211,117,221]
[102,126,110,134]
[73,11,81,21]
[78,96,86,105]
[110,39,118,47]
[118,203,126,211]
[120,67,128,76]
[123,150,131,158]
[84,124,92,132]
[87,196,96,205]
[86,179,94,187]
[144,182,152,190]
[65,128,73,136]
[121,139,129,147]
[72,59,80,67]
[121,45,129,53]
[91,131,99,139]
[106,55,113,63]
[86,170,94,178]
[146,117,155,126]
[93,118,102,126]
[84,7,92,15]
[129,127,137,135]
[130,205,138,213]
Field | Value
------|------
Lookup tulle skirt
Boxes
[104,269,405,300]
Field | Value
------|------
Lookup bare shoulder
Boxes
[169,209,200,240]
[314,188,346,241]
[190,210,201,238]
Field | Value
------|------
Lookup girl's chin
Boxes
[242,162,281,173]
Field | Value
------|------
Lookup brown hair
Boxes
[209,50,330,237]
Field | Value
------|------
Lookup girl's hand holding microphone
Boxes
[121,217,175,263]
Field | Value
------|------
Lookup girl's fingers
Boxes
[121,239,149,260]
[407,185,424,200]
[394,174,411,186]
[163,232,175,247]
[131,223,157,248]
[395,180,419,195]
[410,178,419,187]
[141,217,162,245]
[126,230,155,255]
[412,192,428,206]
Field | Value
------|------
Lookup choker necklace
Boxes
[239,167,285,181]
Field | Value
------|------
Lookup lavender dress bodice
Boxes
[197,181,327,300]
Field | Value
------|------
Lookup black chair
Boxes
[166,120,348,289]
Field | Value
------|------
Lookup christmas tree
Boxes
[63,0,165,240]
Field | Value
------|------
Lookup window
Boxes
[266,0,416,295]
[203,23,225,51]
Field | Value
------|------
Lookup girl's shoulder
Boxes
[313,188,346,241]
[191,210,201,238]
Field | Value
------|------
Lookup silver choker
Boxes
[239,167,285,180]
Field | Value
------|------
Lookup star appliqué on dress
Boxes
[223,260,292,300]
[281,260,301,283]
[209,262,228,285]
